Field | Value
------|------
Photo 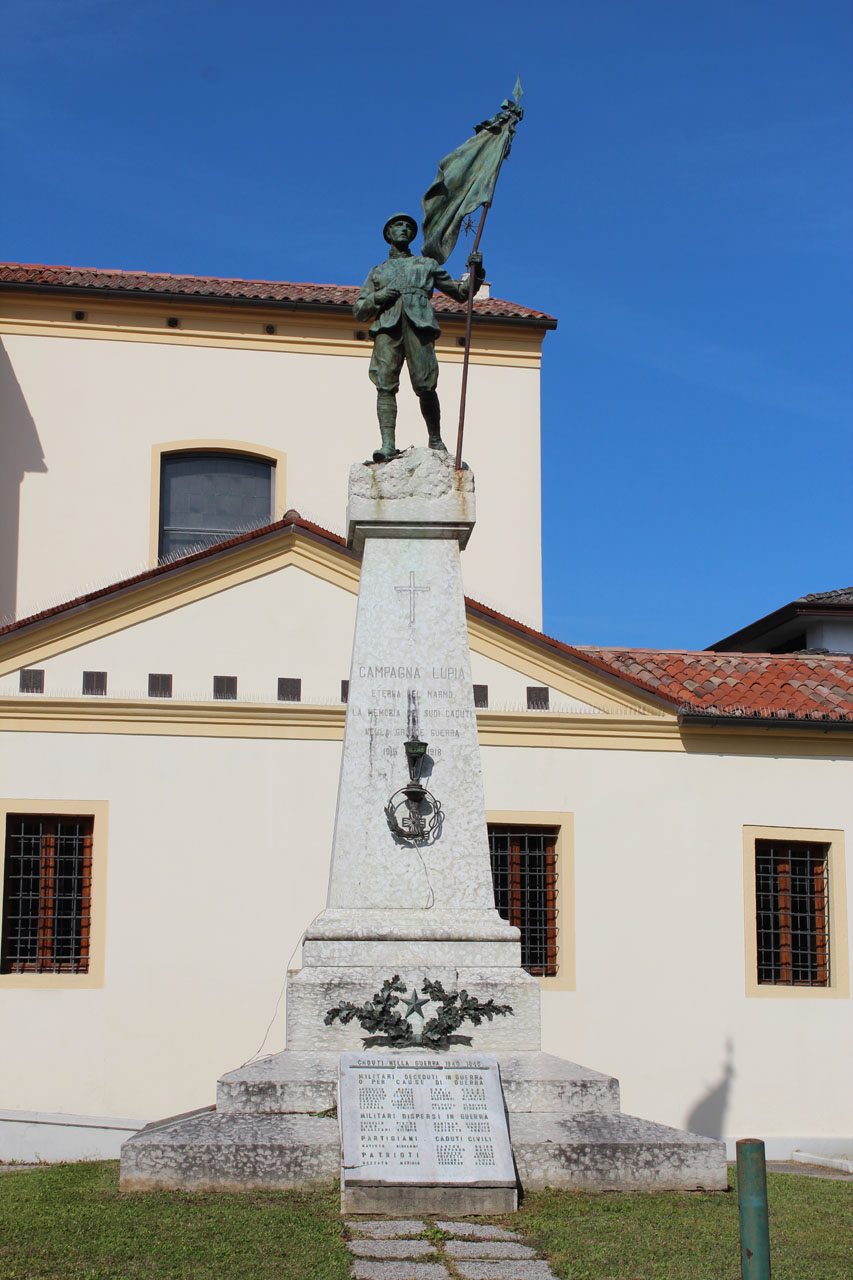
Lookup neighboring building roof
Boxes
[0,263,557,328]
[3,513,852,726]
[576,647,853,722]
[709,586,853,653]
[798,587,853,605]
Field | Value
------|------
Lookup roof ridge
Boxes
[0,262,347,289]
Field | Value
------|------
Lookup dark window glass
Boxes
[1,815,93,974]
[488,825,558,976]
[473,684,489,708]
[82,671,107,696]
[756,840,829,986]
[213,675,237,700]
[148,673,173,698]
[527,686,549,710]
[341,680,349,703]
[19,669,44,694]
[277,678,302,703]
[159,452,274,559]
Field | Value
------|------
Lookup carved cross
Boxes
[395,571,429,623]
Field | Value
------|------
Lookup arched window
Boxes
[158,451,275,559]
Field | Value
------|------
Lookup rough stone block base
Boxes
[341,1184,518,1215]
[120,1108,339,1192]
[509,1111,727,1191]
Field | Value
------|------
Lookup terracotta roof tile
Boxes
[0,262,556,326]
[575,646,853,721]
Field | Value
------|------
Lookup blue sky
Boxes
[2,1,850,648]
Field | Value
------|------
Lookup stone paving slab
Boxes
[348,1240,435,1259]
[435,1223,520,1241]
[454,1263,556,1280]
[347,1220,427,1238]
[446,1240,535,1260]
[350,1263,450,1280]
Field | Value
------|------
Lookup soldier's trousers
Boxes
[368,317,439,394]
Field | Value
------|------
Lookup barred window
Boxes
[756,839,829,986]
[488,825,558,976]
[1,815,93,974]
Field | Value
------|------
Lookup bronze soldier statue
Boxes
[354,214,485,462]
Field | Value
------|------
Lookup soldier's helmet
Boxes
[383,213,419,243]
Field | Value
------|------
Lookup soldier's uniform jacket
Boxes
[354,249,472,339]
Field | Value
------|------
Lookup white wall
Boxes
[0,728,849,1157]
[482,744,853,1149]
[3,333,543,628]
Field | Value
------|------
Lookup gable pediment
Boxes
[0,524,675,724]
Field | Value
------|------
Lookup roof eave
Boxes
[0,279,558,331]
[678,710,853,732]
[708,601,853,651]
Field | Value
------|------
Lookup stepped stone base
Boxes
[119,1108,340,1192]
[509,1111,726,1191]
[120,1050,726,1194]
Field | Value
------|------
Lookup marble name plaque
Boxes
[339,1052,515,1188]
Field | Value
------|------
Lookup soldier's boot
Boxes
[373,391,401,463]
[418,390,447,452]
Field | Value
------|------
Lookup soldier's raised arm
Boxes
[432,252,485,304]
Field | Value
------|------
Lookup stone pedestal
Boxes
[120,448,727,1198]
[287,448,540,1052]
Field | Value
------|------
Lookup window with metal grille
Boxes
[488,825,558,976]
[213,675,237,700]
[755,839,829,986]
[1,815,93,974]
[341,680,349,703]
[526,686,549,710]
[19,669,44,694]
[473,684,489,708]
[148,673,173,698]
[82,671,107,696]
[159,451,274,559]
[277,677,301,702]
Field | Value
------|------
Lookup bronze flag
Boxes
[421,79,524,266]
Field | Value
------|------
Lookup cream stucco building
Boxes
[0,263,851,1164]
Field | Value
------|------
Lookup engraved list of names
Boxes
[339,1053,515,1188]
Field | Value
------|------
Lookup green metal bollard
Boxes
[736,1138,771,1279]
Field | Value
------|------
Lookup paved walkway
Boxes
[344,1219,557,1280]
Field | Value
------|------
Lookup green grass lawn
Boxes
[516,1168,853,1280]
[0,1162,850,1280]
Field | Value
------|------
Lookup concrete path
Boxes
[344,1219,557,1280]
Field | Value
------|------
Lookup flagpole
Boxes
[454,203,489,470]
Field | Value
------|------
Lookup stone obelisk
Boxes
[285,448,541,1050]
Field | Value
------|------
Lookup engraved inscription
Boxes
[340,1053,514,1189]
